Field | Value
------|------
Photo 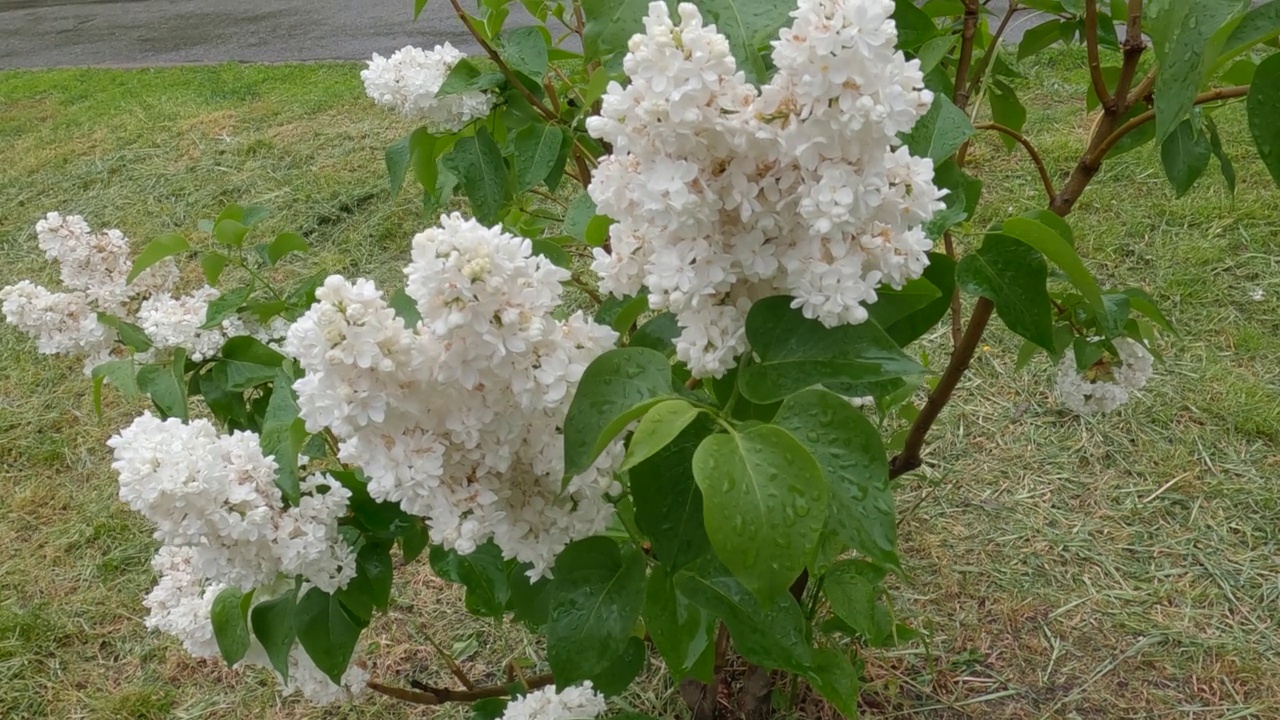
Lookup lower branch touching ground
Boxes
[368,673,555,706]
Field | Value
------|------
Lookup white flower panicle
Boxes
[2,212,287,371]
[110,413,363,703]
[499,682,608,720]
[361,44,495,130]
[586,1,945,377]
[285,214,622,578]
[1055,337,1154,415]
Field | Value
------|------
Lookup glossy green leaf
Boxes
[1219,1,1280,65]
[399,519,430,564]
[1002,217,1105,313]
[266,232,308,266]
[530,238,572,269]
[260,369,305,504]
[675,556,813,673]
[956,233,1055,351]
[1106,103,1158,158]
[1160,116,1212,197]
[221,335,286,366]
[926,160,982,239]
[644,566,715,682]
[592,635,647,696]
[386,136,411,197]
[903,94,975,162]
[988,80,1027,151]
[774,389,898,571]
[502,26,550,79]
[437,58,505,97]
[631,416,714,571]
[630,312,681,355]
[201,285,252,329]
[581,0,651,62]
[211,587,251,666]
[545,537,647,685]
[444,127,510,225]
[563,347,674,476]
[915,34,957,73]
[822,560,881,637]
[389,287,422,329]
[91,358,139,416]
[563,192,598,242]
[867,278,941,328]
[337,541,393,623]
[739,296,924,404]
[214,219,250,248]
[804,648,861,718]
[1247,51,1280,186]
[891,0,939,50]
[1204,115,1238,195]
[882,253,956,347]
[200,252,230,286]
[690,0,795,82]
[692,424,827,602]
[1019,19,1065,59]
[294,587,363,684]
[1147,0,1244,141]
[621,399,701,471]
[1122,288,1176,333]
[513,123,566,193]
[594,291,649,334]
[96,313,153,353]
[414,0,430,19]
[127,233,189,283]
[429,542,512,618]
[137,362,188,420]
[251,587,297,682]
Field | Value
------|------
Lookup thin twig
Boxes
[974,122,1057,201]
[1090,86,1250,165]
[965,1,1021,99]
[369,673,554,706]
[528,187,568,208]
[1084,0,1113,109]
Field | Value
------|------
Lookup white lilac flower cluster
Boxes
[1054,337,1154,415]
[0,212,288,372]
[109,413,365,702]
[361,43,494,130]
[284,213,622,579]
[499,682,608,720]
[586,0,945,377]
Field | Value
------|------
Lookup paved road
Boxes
[0,0,1261,70]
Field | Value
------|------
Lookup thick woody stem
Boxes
[952,0,981,110]
[1084,0,1113,109]
[1111,0,1147,112]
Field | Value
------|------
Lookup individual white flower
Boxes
[499,682,608,720]
[587,1,944,377]
[1250,287,1265,302]
[361,44,494,130]
[1055,337,1155,415]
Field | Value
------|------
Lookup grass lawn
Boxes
[1,48,1278,719]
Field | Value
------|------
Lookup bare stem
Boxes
[952,0,981,110]
[368,673,554,706]
[1084,0,1113,109]
[974,122,1057,201]
[965,1,1021,98]
[1112,0,1147,112]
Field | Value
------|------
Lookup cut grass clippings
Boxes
[1,48,1278,718]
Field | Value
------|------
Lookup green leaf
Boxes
[1122,288,1176,333]
[294,587,363,685]
[1019,19,1065,59]
[692,424,827,602]
[739,296,924,404]
[676,556,813,673]
[1002,217,1106,313]
[594,291,649,334]
[867,278,941,328]
[386,136,411,198]
[631,416,715,571]
[621,399,701,471]
[915,34,958,73]
[513,123,566,193]
[1247,51,1280,187]
[414,0,430,19]
[389,287,423,329]
[1204,115,1238,195]
[585,215,613,247]
[563,347,674,476]
[582,0,651,63]
[429,542,512,618]
[690,0,794,83]
[91,358,139,416]
[201,285,252,329]
[530,239,572,269]
[891,0,939,51]
[822,560,881,638]
[96,313,153,352]
[214,219,250,249]
[251,588,297,682]
[502,26,550,79]
[592,635,647,696]
[903,94,975,163]
[630,312,680,355]
[956,234,1055,351]
[507,569,552,629]
[200,252,230,286]
[774,389,898,571]
[400,520,430,564]
[444,128,511,225]
[545,538,647,685]
[267,232,308,266]
[437,58,505,97]
[260,369,304,504]
[988,80,1027,151]
[882,253,956,347]
[1220,1,1280,65]
[1106,103,1159,158]
[1148,0,1244,141]
[221,335,286,366]
[337,541,394,623]
[137,362,188,420]
[926,161,982,239]
[644,566,714,682]
[128,233,189,283]
[564,192,598,242]
[211,587,251,666]
[1160,115,1212,197]
[804,648,861,718]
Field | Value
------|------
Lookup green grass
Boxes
[1,47,1278,718]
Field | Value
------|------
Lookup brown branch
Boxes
[974,122,1057,201]
[965,1,1022,99]
[446,0,559,123]
[1127,67,1157,108]
[952,0,981,110]
[890,298,994,478]
[1084,0,1113,109]
[1111,0,1146,112]
[944,234,963,347]
[369,673,555,706]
